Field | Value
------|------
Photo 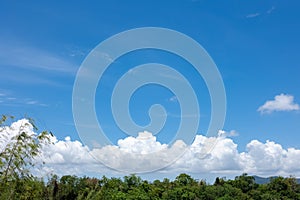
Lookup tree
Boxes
[266,176,300,199]
[174,173,197,186]
[123,174,142,190]
[214,177,226,186]
[0,115,51,198]
[229,173,257,193]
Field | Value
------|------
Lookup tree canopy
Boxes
[0,115,51,199]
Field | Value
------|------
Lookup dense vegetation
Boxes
[1,173,300,199]
[1,115,300,199]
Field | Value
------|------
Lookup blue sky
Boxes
[1,0,300,179]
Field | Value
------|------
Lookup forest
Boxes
[1,115,300,199]
[1,173,300,199]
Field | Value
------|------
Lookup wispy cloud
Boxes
[246,13,260,18]
[64,45,90,58]
[1,70,70,87]
[167,112,199,118]
[246,6,276,18]
[267,6,275,14]
[0,39,77,75]
[258,94,300,114]
[0,38,79,87]
[25,100,48,107]
[158,72,185,82]
[26,100,39,105]
[0,94,48,107]
[23,97,49,107]
[169,95,178,102]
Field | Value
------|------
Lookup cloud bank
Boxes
[1,119,300,179]
[258,94,300,114]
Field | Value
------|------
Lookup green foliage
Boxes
[174,173,197,186]
[1,171,300,199]
[229,173,258,193]
[0,115,51,199]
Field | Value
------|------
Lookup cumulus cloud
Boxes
[258,94,300,114]
[218,130,239,137]
[172,135,241,173]
[89,131,186,173]
[1,119,300,178]
[0,119,35,153]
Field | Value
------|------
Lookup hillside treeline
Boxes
[1,173,300,199]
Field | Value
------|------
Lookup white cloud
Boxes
[25,99,48,107]
[0,95,48,107]
[218,130,239,137]
[246,13,260,18]
[117,131,168,154]
[36,132,300,178]
[258,94,300,114]
[26,100,39,105]
[169,95,178,102]
[89,132,186,173]
[0,119,35,153]
[172,135,241,173]
[240,140,285,174]
[246,6,275,19]
[0,39,76,74]
[1,119,300,178]
[267,6,275,14]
